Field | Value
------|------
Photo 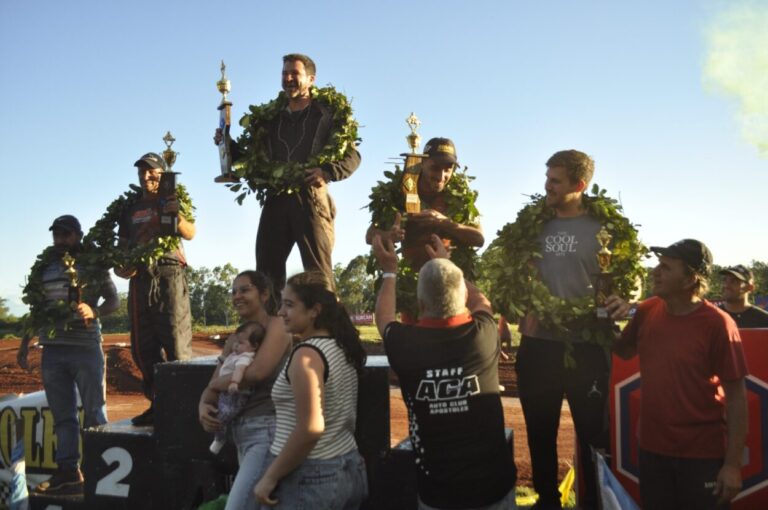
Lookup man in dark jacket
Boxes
[215,54,360,292]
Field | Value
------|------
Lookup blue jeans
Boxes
[41,343,107,470]
[264,449,368,509]
[225,414,276,510]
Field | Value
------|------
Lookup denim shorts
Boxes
[265,449,368,509]
[225,414,276,510]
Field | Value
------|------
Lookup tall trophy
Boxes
[594,226,613,319]
[62,251,88,326]
[215,60,238,183]
[401,113,425,213]
[159,131,180,236]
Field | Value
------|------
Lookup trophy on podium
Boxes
[159,131,180,236]
[594,226,614,319]
[215,60,238,183]
[401,112,425,213]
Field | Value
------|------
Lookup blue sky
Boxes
[1,0,766,315]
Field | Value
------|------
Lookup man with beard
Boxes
[116,152,196,426]
[214,54,360,292]
[717,264,768,328]
[515,150,629,510]
[18,215,118,495]
[366,138,483,320]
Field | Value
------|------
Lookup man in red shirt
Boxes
[612,239,748,509]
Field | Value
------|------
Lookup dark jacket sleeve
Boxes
[320,142,361,182]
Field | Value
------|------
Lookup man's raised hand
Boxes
[425,234,449,260]
[372,235,398,273]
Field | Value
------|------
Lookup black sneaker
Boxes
[131,406,154,426]
[35,468,84,496]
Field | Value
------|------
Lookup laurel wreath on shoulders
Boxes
[21,247,110,339]
[83,184,195,270]
[365,165,481,317]
[484,184,647,353]
[226,85,359,206]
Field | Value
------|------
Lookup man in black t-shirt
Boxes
[372,234,516,510]
[718,264,768,328]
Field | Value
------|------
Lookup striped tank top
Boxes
[270,336,359,459]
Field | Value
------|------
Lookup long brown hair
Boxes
[285,271,366,372]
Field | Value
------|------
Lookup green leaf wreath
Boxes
[485,184,647,356]
[83,184,195,270]
[226,85,359,205]
[365,165,481,317]
[21,247,110,339]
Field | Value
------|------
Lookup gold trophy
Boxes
[595,226,613,319]
[62,251,88,326]
[215,60,238,183]
[401,112,425,213]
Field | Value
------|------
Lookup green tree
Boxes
[188,264,239,326]
[751,261,768,298]
[334,255,375,314]
[100,292,129,333]
[0,297,14,321]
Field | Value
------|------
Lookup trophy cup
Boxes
[401,112,425,213]
[159,131,180,236]
[594,226,614,319]
[62,251,87,326]
[215,60,238,183]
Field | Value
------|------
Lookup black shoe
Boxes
[131,406,154,426]
[35,468,84,496]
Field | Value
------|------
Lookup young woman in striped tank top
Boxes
[253,271,368,509]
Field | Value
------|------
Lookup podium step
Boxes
[29,492,85,510]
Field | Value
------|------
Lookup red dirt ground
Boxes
[0,335,575,486]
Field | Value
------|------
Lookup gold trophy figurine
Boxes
[62,251,87,327]
[215,60,238,183]
[401,112,425,214]
[594,226,614,319]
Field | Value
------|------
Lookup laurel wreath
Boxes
[83,184,195,270]
[226,85,359,206]
[365,165,480,317]
[21,247,110,339]
[484,184,647,356]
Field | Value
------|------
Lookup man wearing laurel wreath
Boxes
[365,138,483,320]
[214,54,360,292]
[18,215,119,495]
[515,150,630,510]
[115,152,196,426]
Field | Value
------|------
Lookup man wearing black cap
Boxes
[18,215,118,495]
[366,137,483,319]
[214,54,360,292]
[613,239,748,509]
[116,152,195,425]
[718,264,768,328]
